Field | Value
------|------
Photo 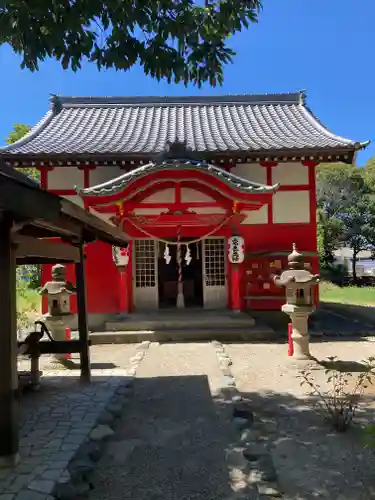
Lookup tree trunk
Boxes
[352,251,357,284]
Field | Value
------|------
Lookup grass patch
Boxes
[17,286,41,329]
[320,280,375,306]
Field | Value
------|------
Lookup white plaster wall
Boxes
[48,167,84,190]
[133,208,165,215]
[194,207,226,214]
[63,195,85,208]
[272,162,309,186]
[142,188,175,203]
[272,191,310,224]
[89,167,124,186]
[230,163,267,185]
[241,205,268,225]
[181,188,215,203]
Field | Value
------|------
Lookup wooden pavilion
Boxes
[0,160,128,466]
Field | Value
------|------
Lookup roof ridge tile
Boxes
[54,92,304,108]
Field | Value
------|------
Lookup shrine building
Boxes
[0,92,368,327]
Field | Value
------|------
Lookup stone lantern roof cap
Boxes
[288,243,304,269]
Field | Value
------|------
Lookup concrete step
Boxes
[90,325,277,344]
[105,314,255,332]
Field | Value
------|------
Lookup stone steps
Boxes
[105,312,255,332]
[90,325,277,344]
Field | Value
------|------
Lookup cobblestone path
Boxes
[88,342,242,500]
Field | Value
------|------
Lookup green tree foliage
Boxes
[316,163,363,268]
[364,156,375,193]
[5,123,40,182]
[6,123,31,145]
[317,208,343,267]
[316,163,375,281]
[0,0,262,86]
[340,197,375,281]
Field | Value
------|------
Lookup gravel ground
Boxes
[30,339,374,500]
[88,342,239,500]
[226,341,375,500]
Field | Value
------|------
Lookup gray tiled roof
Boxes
[79,159,279,196]
[0,92,367,157]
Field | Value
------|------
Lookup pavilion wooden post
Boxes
[75,243,91,383]
[0,214,19,466]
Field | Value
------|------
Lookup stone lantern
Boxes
[39,264,76,363]
[273,244,319,360]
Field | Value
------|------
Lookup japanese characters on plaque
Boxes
[112,246,130,267]
[228,236,245,264]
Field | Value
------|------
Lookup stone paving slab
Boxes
[2,344,146,499]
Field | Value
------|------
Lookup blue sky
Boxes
[0,0,373,165]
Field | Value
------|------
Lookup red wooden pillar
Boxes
[227,212,244,313]
[127,241,133,312]
[119,269,128,313]
[117,241,133,314]
[230,263,242,312]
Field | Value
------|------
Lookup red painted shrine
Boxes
[0,92,368,326]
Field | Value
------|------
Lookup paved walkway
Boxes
[8,339,375,499]
[87,340,375,500]
[0,346,139,499]
[89,343,243,500]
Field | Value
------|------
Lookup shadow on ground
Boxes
[86,371,375,500]
[19,353,375,500]
[57,360,119,370]
[322,302,375,326]
[251,305,375,341]
[89,374,239,500]
[236,387,375,500]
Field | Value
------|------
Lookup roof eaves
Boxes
[300,104,356,147]
[0,110,54,153]
[356,140,371,151]
[78,159,279,197]
[0,145,363,164]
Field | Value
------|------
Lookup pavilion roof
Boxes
[0,161,128,262]
[0,92,368,165]
[78,159,280,197]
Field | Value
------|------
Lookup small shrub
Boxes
[298,356,375,432]
[16,273,41,334]
[16,285,30,332]
[320,264,348,285]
